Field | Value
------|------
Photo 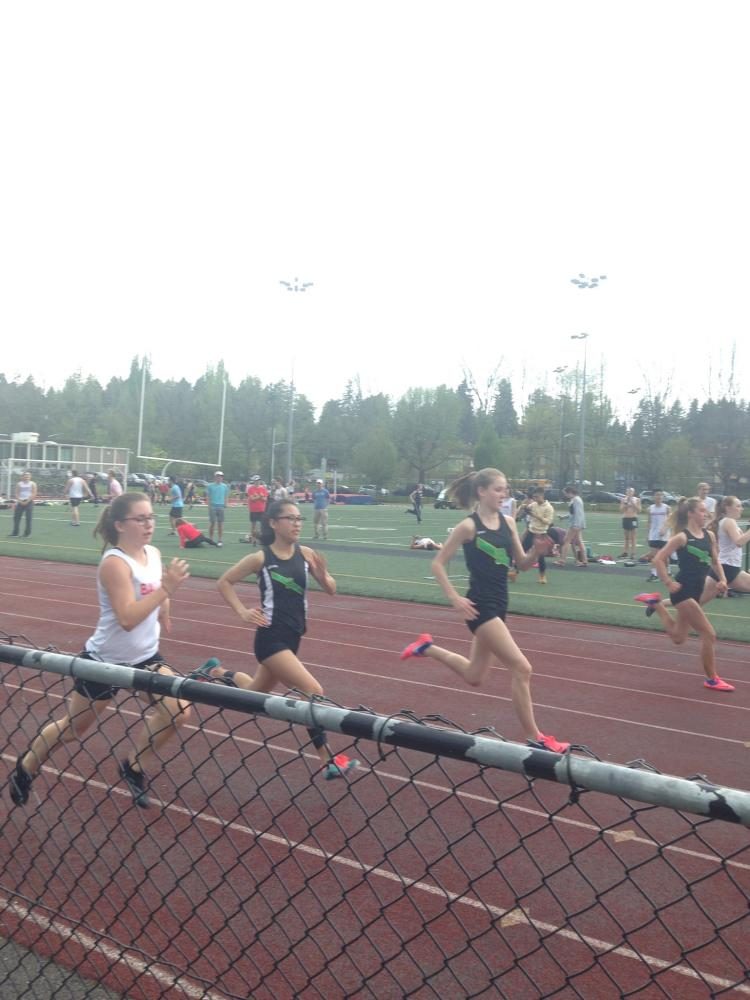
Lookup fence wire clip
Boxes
[563,751,584,806]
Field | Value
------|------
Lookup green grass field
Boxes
[2,500,749,642]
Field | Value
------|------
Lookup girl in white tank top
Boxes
[10,494,191,811]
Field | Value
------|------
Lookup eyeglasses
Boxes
[275,515,305,524]
[123,515,157,525]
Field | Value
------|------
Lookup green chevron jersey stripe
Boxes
[476,535,511,567]
[686,543,711,566]
[270,570,304,595]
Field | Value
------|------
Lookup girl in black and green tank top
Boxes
[400,468,570,754]
[637,497,732,693]
[207,500,360,780]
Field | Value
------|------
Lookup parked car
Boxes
[640,490,678,504]
[358,485,390,496]
[393,485,437,498]
[543,488,566,503]
[584,491,623,504]
[127,473,147,487]
[434,488,459,510]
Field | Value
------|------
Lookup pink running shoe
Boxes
[528,733,570,753]
[634,592,662,617]
[325,754,360,780]
[704,677,735,693]
[400,633,433,660]
[634,592,662,605]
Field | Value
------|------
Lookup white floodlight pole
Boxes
[570,334,589,485]
[217,376,228,466]
[279,278,313,486]
[137,357,148,459]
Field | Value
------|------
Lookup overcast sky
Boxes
[2,2,747,420]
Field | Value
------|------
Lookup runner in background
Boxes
[635,497,732,693]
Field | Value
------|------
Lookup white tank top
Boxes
[718,519,742,569]
[68,476,87,498]
[86,546,162,664]
[17,480,34,502]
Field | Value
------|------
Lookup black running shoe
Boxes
[9,757,33,806]
[119,760,150,808]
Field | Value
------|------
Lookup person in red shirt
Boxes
[244,476,269,544]
[175,517,219,548]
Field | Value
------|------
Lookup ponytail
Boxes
[259,499,295,546]
[93,492,149,551]
[447,468,504,510]
[667,496,700,535]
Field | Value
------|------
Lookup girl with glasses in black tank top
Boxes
[194,499,358,780]
[400,468,570,754]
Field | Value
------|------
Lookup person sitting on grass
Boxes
[175,517,219,548]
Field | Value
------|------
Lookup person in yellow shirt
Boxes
[516,485,555,584]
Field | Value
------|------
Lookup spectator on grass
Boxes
[619,488,641,564]
[635,497,731,692]
[184,480,196,508]
[168,477,184,535]
[271,478,288,502]
[10,471,37,538]
[312,478,330,540]
[206,470,230,546]
[400,468,569,754]
[9,491,192,810]
[407,484,425,523]
[66,470,92,526]
[643,490,671,579]
[516,486,555,584]
[158,480,169,504]
[697,482,717,518]
[499,486,517,519]
[244,476,269,544]
[190,498,358,780]
[107,470,123,503]
[555,486,587,567]
[87,473,101,505]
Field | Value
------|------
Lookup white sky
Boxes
[2,2,748,420]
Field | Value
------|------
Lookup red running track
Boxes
[2,556,748,787]
[1,556,749,998]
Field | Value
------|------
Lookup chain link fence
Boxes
[1,637,749,999]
